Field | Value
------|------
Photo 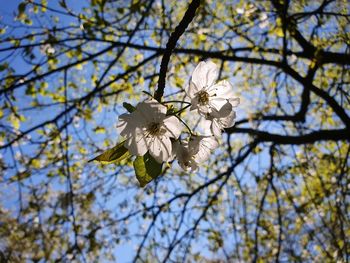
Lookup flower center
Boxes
[197,90,209,105]
[147,122,166,136]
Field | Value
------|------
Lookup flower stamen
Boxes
[197,90,209,105]
[147,122,166,136]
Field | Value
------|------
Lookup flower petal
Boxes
[116,113,131,135]
[148,136,172,163]
[197,104,211,115]
[175,142,198,172]
[191,136,218,163]
[209,97,229,113]
[210,111,236,138]
[210,102,232,119]
[188,136,201,155]
[186,81,200,99]
[190,96,200,111]
[198,117,213,136]
[219,110,236,129]
[136,99,167,123]
[211,119,222,138]
[229,97,240,108]
[117,112,145,137]
[125,127,148,156]
[191,60,218,91]
[179,159,198,172]
[213,80,236,99]
[163,116,183,139]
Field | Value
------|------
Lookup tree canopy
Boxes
[0,0,349,262]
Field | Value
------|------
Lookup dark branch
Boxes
[154,0,200,101]
[225,128,350,144]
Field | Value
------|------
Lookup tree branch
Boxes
[154,0,200,101]
[225,128,350,144]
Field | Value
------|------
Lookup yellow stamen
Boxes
[147,122,166,136]
[197,91,209,105]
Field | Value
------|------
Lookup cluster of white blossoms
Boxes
[117,60,239,171]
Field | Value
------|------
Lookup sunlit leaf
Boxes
[93,126,106,134]
[122,102,135,113]
[133,153,163,187]
[90,141,130,164]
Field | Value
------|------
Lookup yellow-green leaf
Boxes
[133,153,163,187]
[90,141,130,164]
[93,126,105,134]
[122,102,135,113]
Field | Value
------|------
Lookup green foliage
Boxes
[90,141,130,164]
[17,2,27,20]
[133,153,163,187]
[0,0,349,261]
[122,102,136,113]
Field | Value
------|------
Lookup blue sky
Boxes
[0,0,325,261]
[0,1,138,261]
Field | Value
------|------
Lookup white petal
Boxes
[193,136,218,163]
[190,104,197,111]
[209,97,228,113]
[220,110,236,128]
[116,110,149,156]
[197,104,211,115]
[210,102,232,118]
[117,112,145,137]
[175,142,190,163]
[163,116,183,139]
[175,142,198,172]
[136,99,167,123]
[209,111,236,138]
[179,159,198,172]
[211,119,222,138]
[229,97,240,108]
[188,136,202,155]
[211,80,235,99]
[116,113,130,135]
[125,127,148,156]
[170,141,180,161]
[198,117,213,136]
[186,81,200,99]
[148,136,172,163]
[191,60,218,91]
[190,97,199,111]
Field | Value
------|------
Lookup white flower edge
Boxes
[116,99,184,163]
[174,136,218,171]
[186,60,239,118]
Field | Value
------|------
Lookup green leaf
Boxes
[122,102,135,113]
[93,126,105,134]
[10,171,31,182]
[59,0,67,8]
[133,153,163,187]
[0,63,8,72]
[89,141,130,164]
[18,2,27,17]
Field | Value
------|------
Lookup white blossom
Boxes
[199,97,239,138]
[207,98,239,137]
[174,136,218,171]
[236,3,257,17]
[209,111,236,138]
[40,44,55,55]
[190,135,218,163]
[173,141,198,172]
[236,7,245,14]
[117,99,183,163]
[186,60,236,117]
[259,13,269,29]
